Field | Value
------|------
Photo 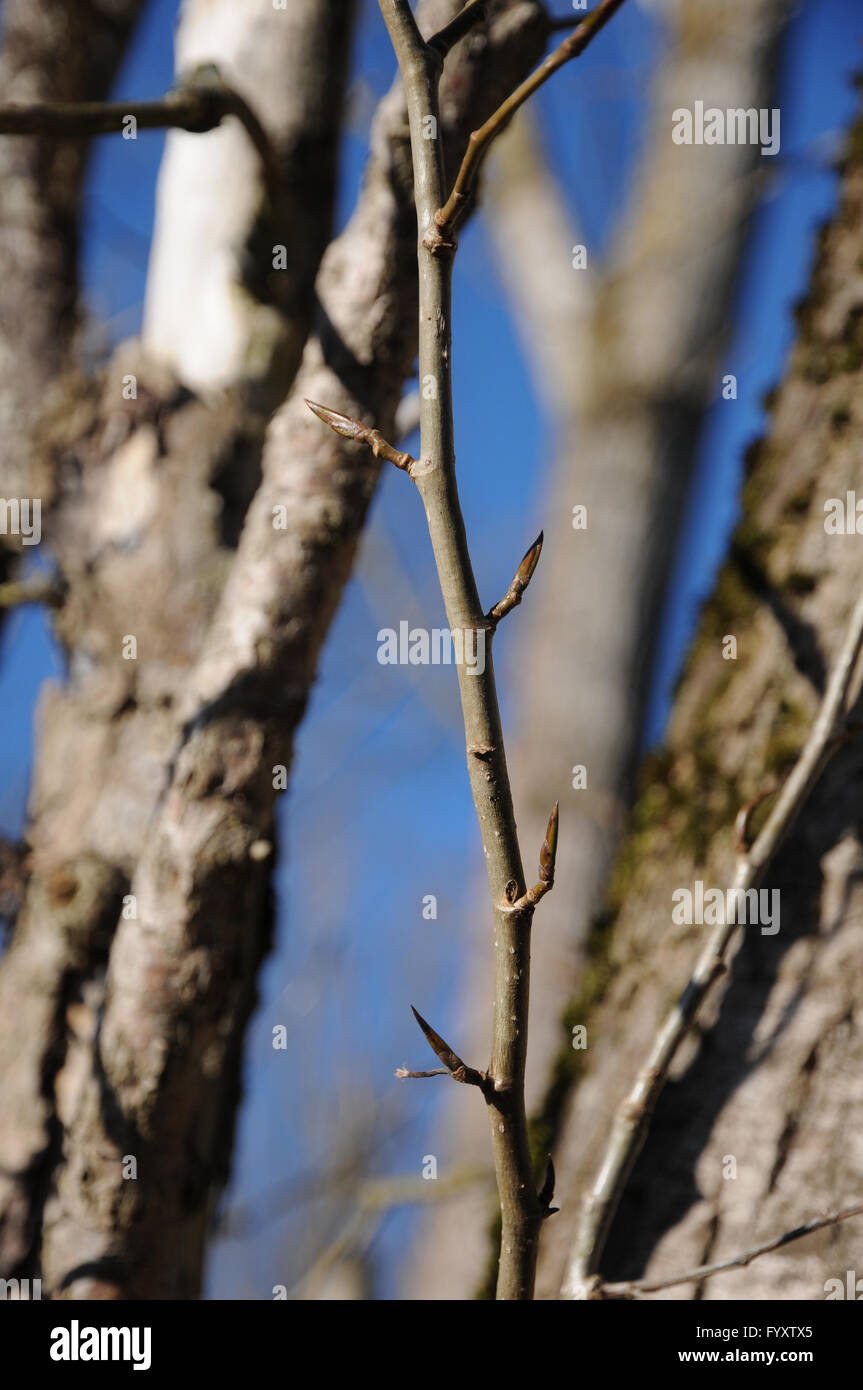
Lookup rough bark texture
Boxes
[0,0,354,1290]
[0,0,145,518]
[142,0,353,410]
[407,0,791,1298]
[0,0,147,827]
[0,0,552,1299]
[0,0,148,1272]
[537,100,863,1298]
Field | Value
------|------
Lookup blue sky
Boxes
[0,0,860,1298]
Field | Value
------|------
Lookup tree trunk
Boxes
[0,0,354,1292]
[0,0,551,1298]
[539,95,863,1298]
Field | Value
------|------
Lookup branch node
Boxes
[434,0,628,241]
[421,223,458,258]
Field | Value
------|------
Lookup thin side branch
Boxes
[562,591,863,1298]
[0,66,280,204]
[304,400,416,472]
[428,1,488,60]
[435,0,629,239]
[601,1200,863,1298]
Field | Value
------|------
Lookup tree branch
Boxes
[428,0,488,60]
[0,67,280,202]
[304,400,415,472]
[35,0,552,1300]
[562,591,863,1298]
[375,0,549,1299]
[600,1200,863,1298]
[369,0,629,1302]
[435,0,629,239]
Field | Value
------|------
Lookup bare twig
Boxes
[601,1200,863,1298]
[371,0,562,1300]
[0,66,280,204]
[562,591,863,1298]
[435,0,629,239]
[394,1067,451,1078]
[304,400,415,471]
[309,0,627,1300]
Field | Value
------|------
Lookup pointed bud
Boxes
[409,1006,488,1090]
[304,399,365,441]
[411,1005,462,1073]
[488,531,544,623]
[539,1154,556,1210]
[538,801,559,883]
[515,531,543,591]
[305,399,414,471]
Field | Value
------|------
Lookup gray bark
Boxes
[539,98,863,1298]
[0,0,353,1290]
[0,0,145,507]
[1,0,552,1298]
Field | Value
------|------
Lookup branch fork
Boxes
[434,0,630,241]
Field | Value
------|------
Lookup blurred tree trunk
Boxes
[0,0,354,1293]
[142,0,349,411]
[0,0,145,545]
[0,0,551,1298]
[405,0,791,1299]
[539,95,863,1296]
[0,0,147,1268]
